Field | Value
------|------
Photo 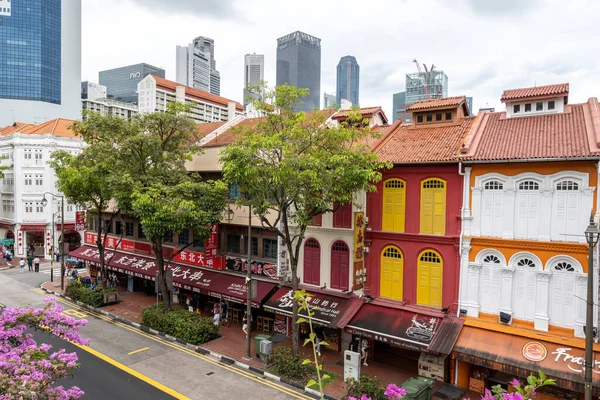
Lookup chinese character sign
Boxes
[75,211,86,231]
[353,212,365,262]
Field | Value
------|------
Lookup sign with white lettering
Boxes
[264,287,348,326]
[129,72,141,79]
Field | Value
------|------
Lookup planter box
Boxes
[103,292,118,305]
[469,378,485,394]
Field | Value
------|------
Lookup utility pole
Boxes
[246,203,252,359]
[584,221,600,400]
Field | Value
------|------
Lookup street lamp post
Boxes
[42,192,64,290]
[584,221,600,400]
[246,204,252,359]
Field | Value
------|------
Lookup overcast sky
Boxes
[82,0,600,117]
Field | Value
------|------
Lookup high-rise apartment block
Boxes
[176,36,221,96]
[276,31,321,112]
[81,82,106,101]
[0,0,81,126]
[99,63,165,105]
[336,56,359,106]
[243,54,265,108]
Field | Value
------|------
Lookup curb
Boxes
[38,285,340,400]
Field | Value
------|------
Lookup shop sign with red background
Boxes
[75,211,86,231]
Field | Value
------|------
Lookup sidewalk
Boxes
[40,279,479,399]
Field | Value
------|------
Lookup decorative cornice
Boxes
[577,275,588,285]
[536,271,552,282]
[367,231,459,246]
[469,237,588,254]
[501,268,515,277]
[468,262,482,272]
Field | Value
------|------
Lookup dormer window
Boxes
[445,112,452,120]
[426,114,432,122]
[525,103,531,112]
[513,104,520,113]
[548,101,555,110]
[536,102,543,111]
[436,113,442,121]
[417,115,423,123]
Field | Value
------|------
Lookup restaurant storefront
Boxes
[263,286,363,352]
[345,303,463,382]
[453,326,597,399]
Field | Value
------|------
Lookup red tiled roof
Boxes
[500,83,569,103]
[332,106,388,124]
[406,96,467,112]
[460,99,600,161]
[0,122,32,136]
[2,119,79,138]
[374,116,477,164]
[151,76,243,111]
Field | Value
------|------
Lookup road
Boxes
[0,270,312,400]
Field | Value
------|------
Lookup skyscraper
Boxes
[99,63,165,104]
[323,92,336,109]
[176,36,221,96]
[336,56,359,106]
[243,54,264,108]
[0,0,81,126]
[276,31,321,112]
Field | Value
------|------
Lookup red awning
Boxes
[207,276,277,307]
[0,222,13,230]
[346,303,459,353]
[20,224,46,232]
[263,286,362,328]
[56,223,76,231]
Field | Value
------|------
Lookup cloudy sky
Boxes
[82,0,600,117]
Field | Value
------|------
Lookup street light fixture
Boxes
[584,221,600,400]
[41,192,65,290]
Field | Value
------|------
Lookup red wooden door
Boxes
[330,241,349,290]
[303,238,321,285]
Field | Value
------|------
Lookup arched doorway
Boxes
[330,241,349,290]
[303,238,321,285]
[417,250,443,307]
[62,230,82,251]
[380,246,403,301]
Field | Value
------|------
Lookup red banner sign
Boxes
[205,223,218,268]
[75,211,86,231]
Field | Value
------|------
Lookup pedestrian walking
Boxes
[5,249,12,262]
[19,258,25,274]
[27,256,33,271]
[242,311,248,338]
[315,327,326,357]
[213,308,220,327]
[220,301,229,327]
[360,339,369,366]
[33,256,40,273]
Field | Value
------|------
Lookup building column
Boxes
[502,189,516,239]
[499,267,515,322]
[534,271,552,331]
[466,262,482,317]
[574,274,587,338]
[459,239,471,311]
[462,167,472,237]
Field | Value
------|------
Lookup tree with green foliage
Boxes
[220,84,389,354]
[117,102,227,310]
[51,112,130,287]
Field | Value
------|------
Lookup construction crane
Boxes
[412,59,440,99]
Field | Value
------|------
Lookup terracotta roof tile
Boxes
[3,118,79,138]
[152,75,243,111]
[0,122,32,136]
[406,96,467,111]
[194,121,226,140]
[332,106,388,123]
[374,117,476,163]
[500,83,569,103]
[460,101,600,161]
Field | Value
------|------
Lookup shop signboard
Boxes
[352,212,365,290]
[264,287,347,326]
[204,223,218,267]
[75,211,86,231]
[225,256,278,278]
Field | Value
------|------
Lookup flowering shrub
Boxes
[0,298,89,399]
[348,384,406,400]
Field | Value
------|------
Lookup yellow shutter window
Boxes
[420,179,446,235]
[382,179,405,232]
[417,250,443,307]
[380,246,403,301]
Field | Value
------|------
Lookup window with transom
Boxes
[331,241,349,290]
[550,259,580,328]
[481,180,504,237]
[304,238,321,285]
[519,181,539,190]
[420,179,446,235]
[380,246,403,300]
[480,251,504,315]
[483,254,500,263]
[516,180,540,239]
[417,250,443,307]
[513,256,539,321]
[382,179,406,232]
[552,180,581,242]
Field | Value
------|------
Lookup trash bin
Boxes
[400,377,434,400]
[254,334,271,357]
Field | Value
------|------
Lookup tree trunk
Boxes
[291,264,299,355]
[153,240,171,311]
[96,213,107,289]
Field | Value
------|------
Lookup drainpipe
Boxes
[455,161,466,386]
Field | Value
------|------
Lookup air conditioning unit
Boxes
[260,340,272,356]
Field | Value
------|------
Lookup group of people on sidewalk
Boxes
[18,257,40,274]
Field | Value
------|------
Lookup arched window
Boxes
[511,255,540,321]
[303,239,321,285]
[417,250,443,307]
[380,246,404,301]
[481,180,504,237]
[552,180,581,241]
[420,179,446,235]
[515,180,540,239]
[479,251,504,315]
[330,241,349,291]
[382,179,406,232]
[549,258,582,328]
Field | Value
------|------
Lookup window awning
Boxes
[346,303,460,353]
[454,326,600,395]
[20,224,46,232]
[263,286,363,329]
[56,223,76,231]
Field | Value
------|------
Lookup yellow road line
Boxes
[128,347,150,355]
[73,342,190,400]
[32,289,313,400]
